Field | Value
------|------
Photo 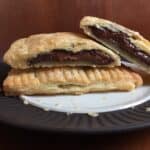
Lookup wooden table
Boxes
[0,0,150,56]
[0,122,149,150]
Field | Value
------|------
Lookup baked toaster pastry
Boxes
[3,67,143,95]
[80,16,150,73]
[3,32,120,69]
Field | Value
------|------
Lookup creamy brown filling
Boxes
[27,49,114,66]
[90,26,150,65]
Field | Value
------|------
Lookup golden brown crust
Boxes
[3,67,143,95]
[80,16,150,50]
[3,32,120,69]
[80,16,150,74]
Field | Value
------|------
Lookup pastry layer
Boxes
[3,67,143,95]
[80,16,150,73]
[3,32,120,69]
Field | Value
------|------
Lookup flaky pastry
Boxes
[3,67,143,95]
[3,32,120,69]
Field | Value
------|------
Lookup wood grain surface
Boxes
[0,0,150,149]
[0,0,150,57]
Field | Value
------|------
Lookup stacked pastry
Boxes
[3,16,148,96]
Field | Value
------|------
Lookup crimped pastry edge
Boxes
[3,67,143,95]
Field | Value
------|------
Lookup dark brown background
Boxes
[0,0,150,149]
[0,0,150,58]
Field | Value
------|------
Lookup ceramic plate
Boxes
[0,61,150,133]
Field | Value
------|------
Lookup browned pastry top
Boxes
[3,32,120,69]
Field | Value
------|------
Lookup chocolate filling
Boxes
[90,26,150,65]
[28,49,114,66]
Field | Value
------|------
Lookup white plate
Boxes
[20,86,150,114]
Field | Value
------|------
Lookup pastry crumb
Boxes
[43,108,49,111]
[23,100,29,105]
[55,103,62,108]
[66,112,73,115]
[146,107,150,112]
[87,112,99,117]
